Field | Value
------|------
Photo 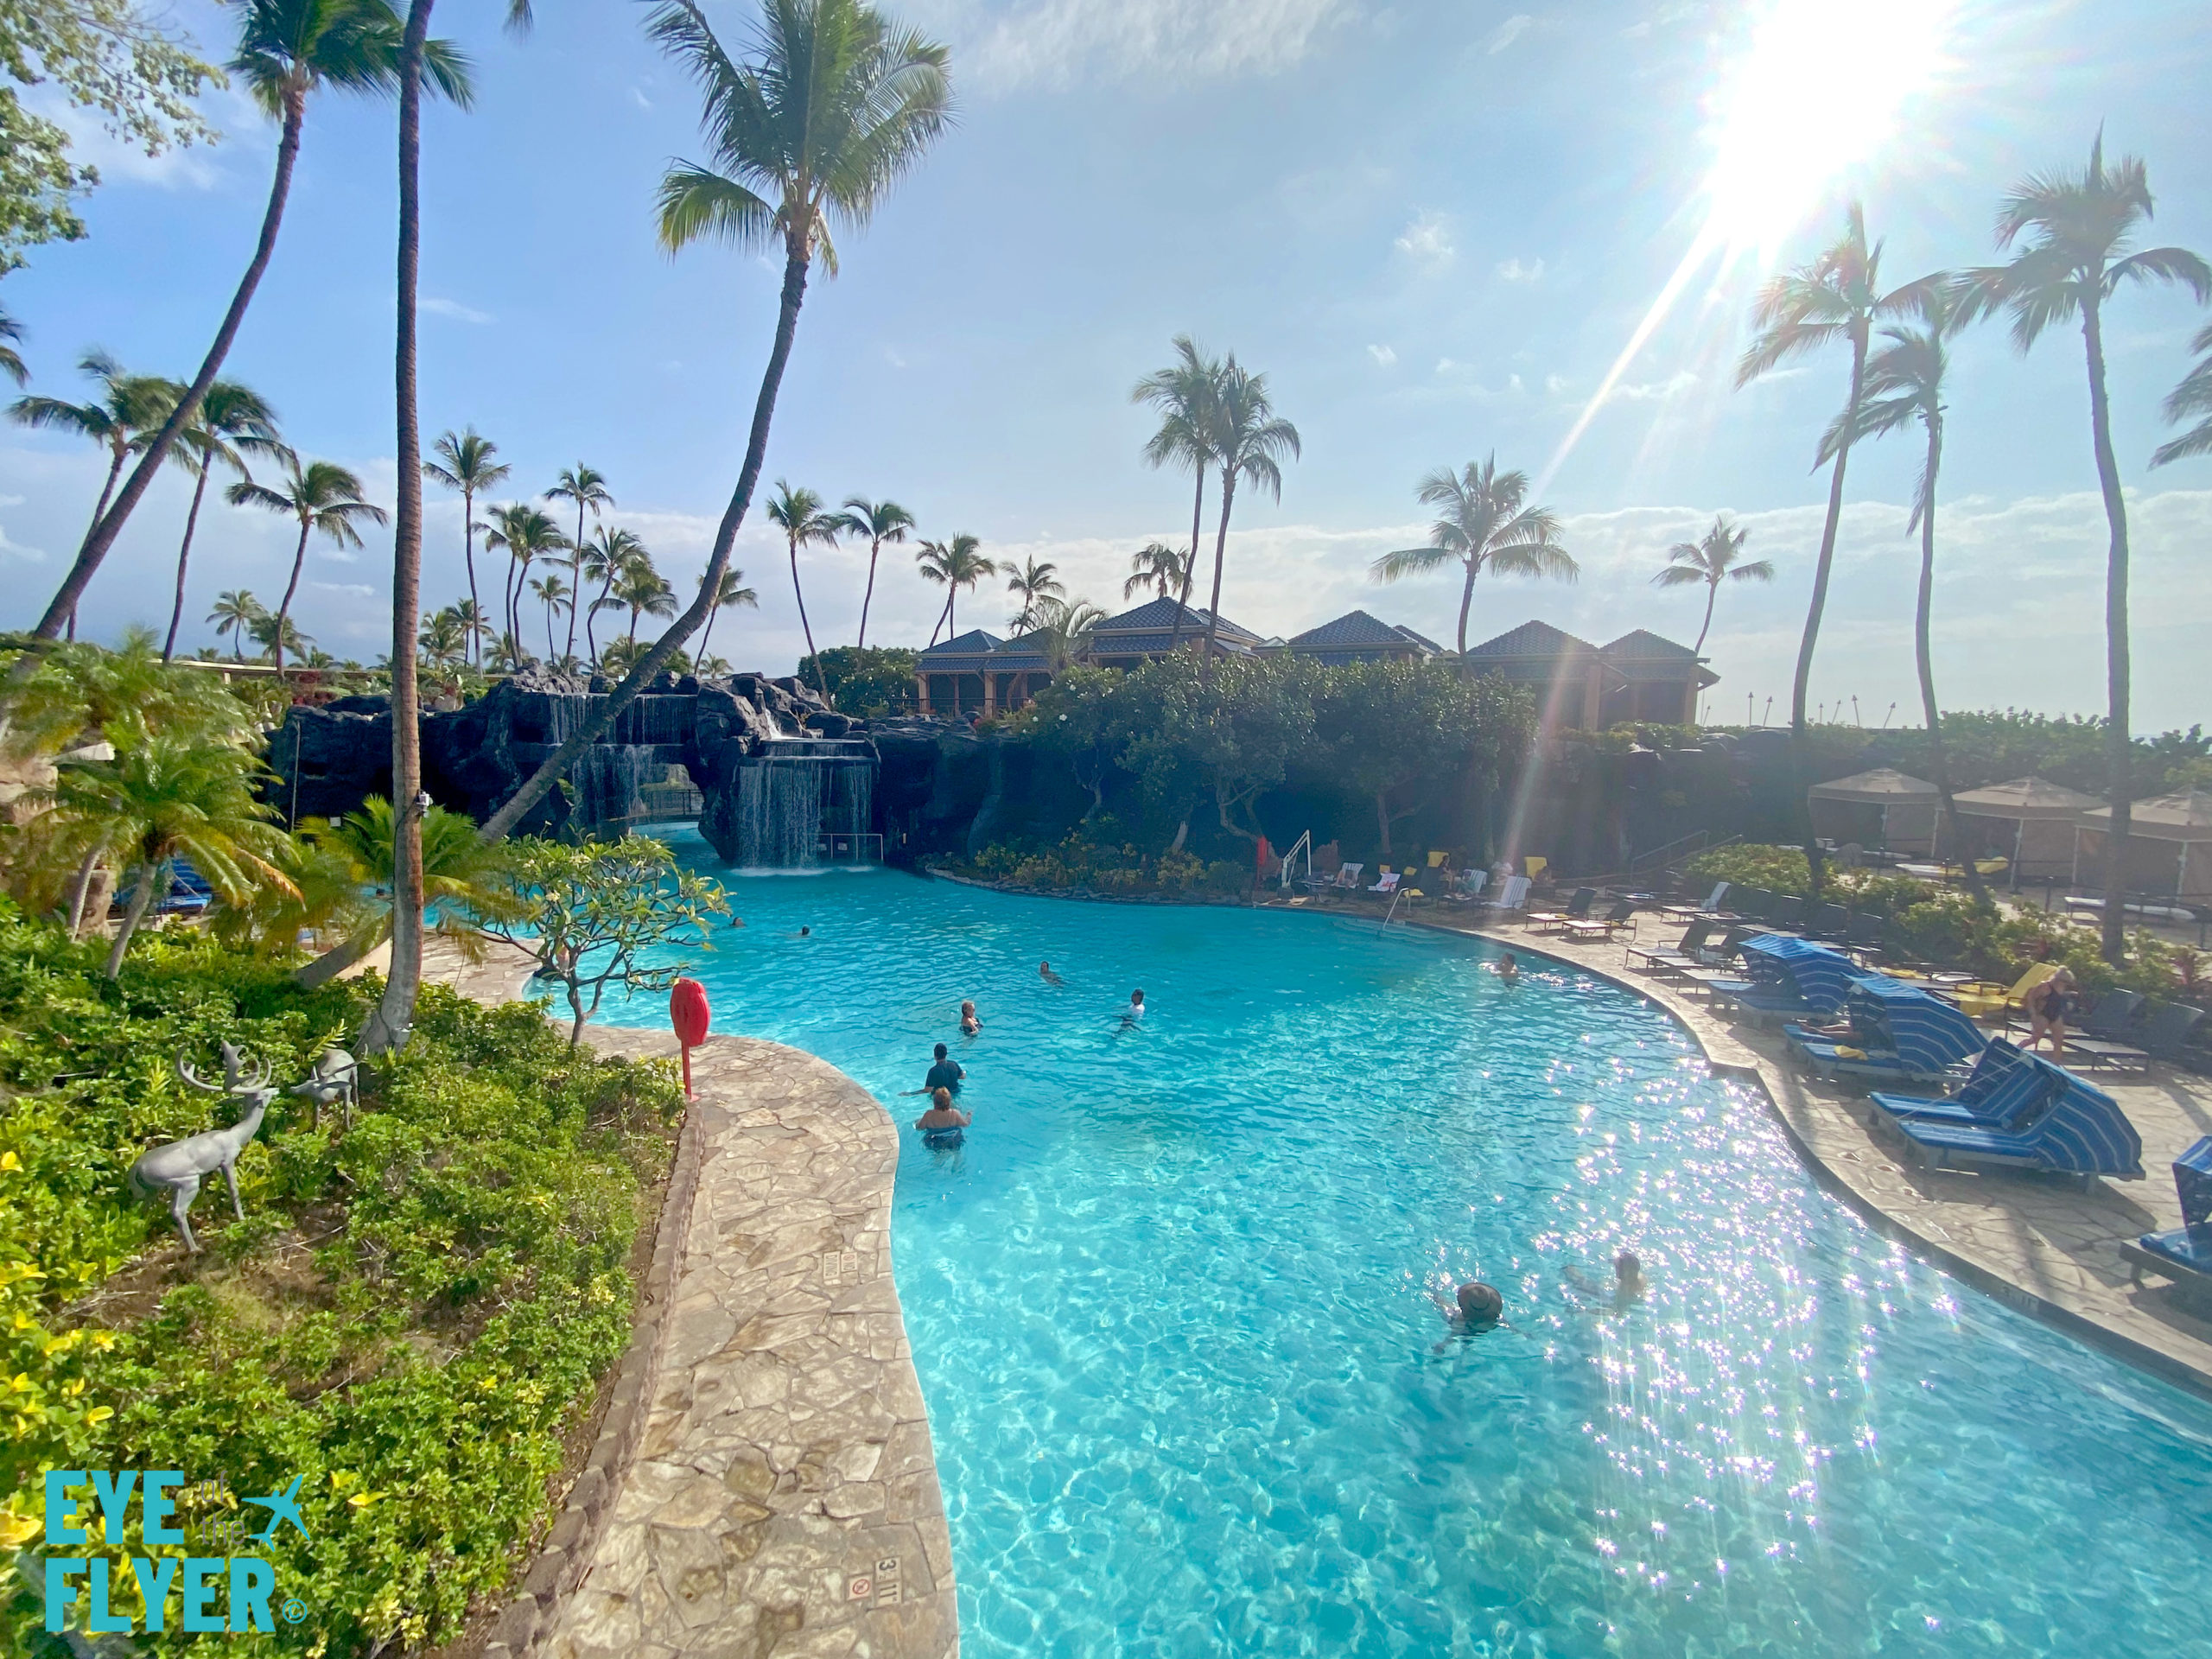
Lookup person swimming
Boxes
[1430,1279,1509,1350]
[1039,961,1066,986]
[1564,1250,1646,1312]
[904,1043,964,1097]
[1118,988,1146,1028]
[1495,952,1519,984]
[913,1086,970,1148]
[960,999,982,1036]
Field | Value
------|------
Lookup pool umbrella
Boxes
[1948,776,2102,887]
[2074,789,2212,904]
[1807,767,1939,855]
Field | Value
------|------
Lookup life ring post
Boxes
[670,977,711,1098]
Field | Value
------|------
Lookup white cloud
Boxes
[423,297,494,324]
[885,346,910,369]
[630,86,653,111]
[1367,343,1397,366]
[1545,372,1569,393]
[0,523,46,563]
[1495,256,1545,283]
[1394,210,1454,270]
[943,0,1357,91]
[312,582,375,598]
[1486,13,1531,54]
[1611,371,1699,402]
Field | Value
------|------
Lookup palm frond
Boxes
[1369,545,1454,582]
[655,162,778,254]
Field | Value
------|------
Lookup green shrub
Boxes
[1682,843,1813,893]
[0,903,682,1654]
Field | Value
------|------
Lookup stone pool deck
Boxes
[422,944,959,1658]
[1298,901,2212,1397]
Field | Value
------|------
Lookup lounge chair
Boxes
[1479,874,1534,913]
[2120,1136,2212,1313]
[1565,898,1639,944]
[1306,862,1363,899]
[1885,1048,2144,1183]
[1710,935,1864,1023]
[153,857,214,917]
[1528,887,1598,933]
[1951,961,2059,1022]
[1868,1039,2050,1128]
[2006,987,2141,1046]
[1734,887,1775,925]
[2063,1001,2205,1076]
[1445,868,1490,903]
[1788,976,1986,1089]
[1369,869,1402,896]
[1660,881,1729,923]
[1627,918,1713,976]
[1770,894,1807,931]
[1806,903,1850,941]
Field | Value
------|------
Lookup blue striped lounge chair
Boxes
[1884,1046,2143,1182]
[1712,935,1862,1025]
[1789,976,1988,1089]
[2121,1136,2212,1312]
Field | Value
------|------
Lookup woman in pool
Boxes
[960,1000,982,1036]
[914,1087,970,1148]
[1565,1250,1646,1312]
[1495,953,1519,984]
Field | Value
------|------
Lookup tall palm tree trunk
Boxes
[1692,580,1718,658]
[2082,300,2133,964]
[462,486,480,668]
[544,597,558,661]
[1167,470,1205,654]
[370,0,432,1057]
[927,591,950,647]
[1792,325,1869,898]
[564,507,584,662]
[66,848,101,938]
[17,86,309,668]
[1912,415,1986,906]
[480,234,812,843]
[1200,470,1238,679]
[1454,558,1478,661]
[857,534,881,648]
[789,537,830,703]
[162,466,215,662]
[274,520,311,677]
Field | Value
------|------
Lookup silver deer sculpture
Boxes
[288,1047,359,1130]
[130,1043,276,1255]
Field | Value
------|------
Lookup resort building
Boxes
[914,598,1268,717]
[1461,620,1717,728]
[1270,609,1442,665]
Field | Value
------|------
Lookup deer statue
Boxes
[288,1047,359,1130]
[129,1043,276,1255]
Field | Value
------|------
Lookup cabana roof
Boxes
[1808,766,1938,804]
[1949,775,2103,820]
[2080,788,2212,843]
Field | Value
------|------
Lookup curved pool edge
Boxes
[1387,909,2212,1403]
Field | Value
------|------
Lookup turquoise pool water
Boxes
[607,846,2212,1657]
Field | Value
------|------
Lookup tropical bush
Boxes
[800,645,920,717]
[0,904,683,1655]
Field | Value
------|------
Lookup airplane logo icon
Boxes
[245,1476,311,1544]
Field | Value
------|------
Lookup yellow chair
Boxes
[1524,855,1549,881]
[1953,961,2057,1021]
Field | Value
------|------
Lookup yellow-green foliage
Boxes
[0,904,683,1653]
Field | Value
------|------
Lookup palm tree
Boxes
[612,547,677,645]
[153,378,284,662]
[1736,205,1921,893]
[579,524,645,666]
[1198,354,1300,673]
[696,566,760,664]
[1004,556,1064,633]
[1820,276,1988,904]
[1031,594,1105,675]
[247,605,314,666]
[207,590,267,660]
[449,595,493,663]
[766,480,842,702]
[1960,137,2210,963]
[226,454,388,677]
[480,503,568,663]
[17,0,464,655]
[1132,334,1223,652]
[2152,322,2212,468]
[1122,540,1187,604]
[916,533,997,644]
[0,306,25,386]
[544,462,612,661]
[35,736,294,977]
[1651,514,1773,658]
[1369,456,1574,658]
[423,426,510,668]
[837,495,913,647]
[284,798,523,986]
[418,605,468,669]
[529,571,573,662]
[375,0,531,1059]
[480,0,950,845]
[10,352,176,634]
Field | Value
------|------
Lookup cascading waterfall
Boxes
[567,745,659,830]
[730,741,878,868]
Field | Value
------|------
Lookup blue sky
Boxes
[4,0,2210,728]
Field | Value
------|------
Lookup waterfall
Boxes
[567,745,658,831]
[728,742,880,867]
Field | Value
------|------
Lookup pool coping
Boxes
[423,943,961,1659]
[1353,906,2212,1402]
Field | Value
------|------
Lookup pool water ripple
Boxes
[604,849,2212,1657]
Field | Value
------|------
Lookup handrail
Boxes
[1278,830,1313,891]
[1627,829,1739,876]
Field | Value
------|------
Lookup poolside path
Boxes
[422,943,960,1659]
[768,873,2212,1397]
[1326,902,2212,1397]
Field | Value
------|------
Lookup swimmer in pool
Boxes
[903,1043,965,1096]
[1118,988,1146,1028]
[1565,1250,1647,1312]
[913,1087,970,1146]
[960,999,982,1036]
[1430,1280,1510,1350]
[1039,961,1065,986]
[1495,953,1519,984]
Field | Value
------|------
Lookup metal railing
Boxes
[817,832,884,863]
[1626,829,1738,878]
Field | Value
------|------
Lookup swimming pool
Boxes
[607,845,2212,1656]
